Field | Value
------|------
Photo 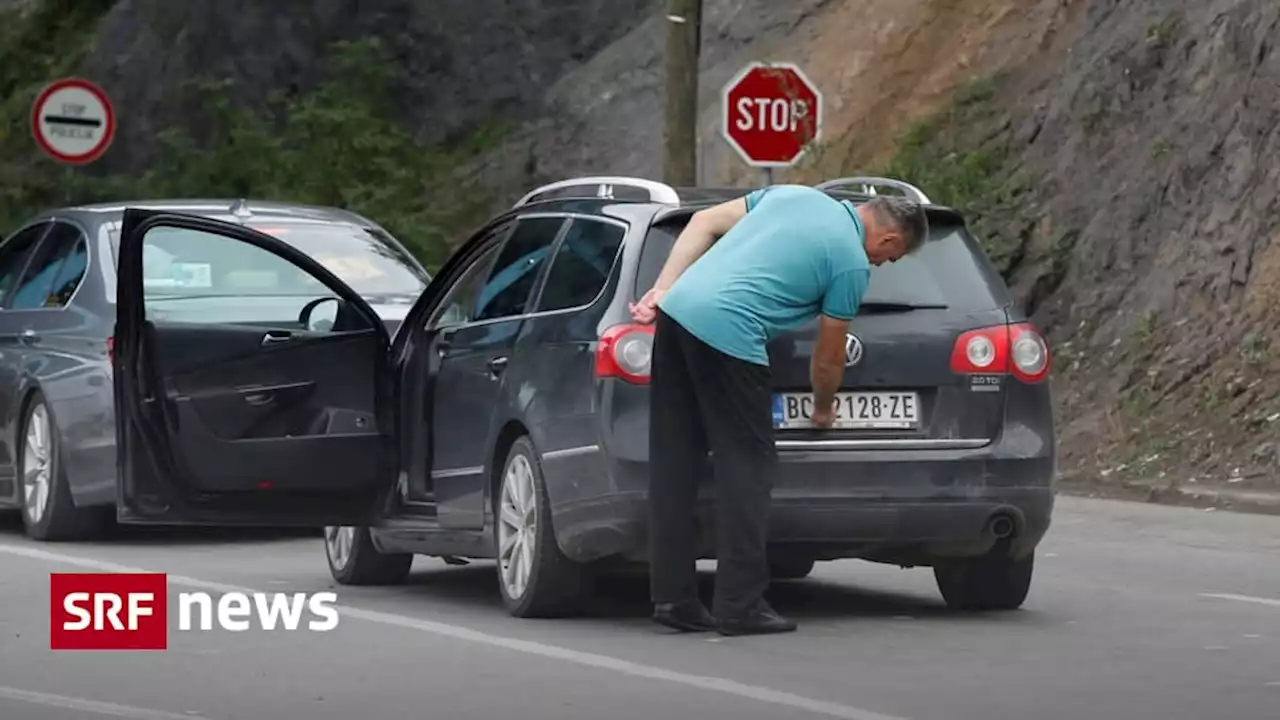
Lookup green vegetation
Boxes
[1,2,502,271]
[870,74,1029,275]
[0,0,118,224]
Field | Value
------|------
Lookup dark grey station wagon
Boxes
[0,200,429,540]
[107,176,1056,618]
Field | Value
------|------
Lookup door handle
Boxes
[20,328,38,345]
[487,356,509,377]
[261,331,293,347]
[243,392,275,406]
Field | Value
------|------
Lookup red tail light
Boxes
[950,323,1050,383]
[595,324,656,384]
[106,335,115,362]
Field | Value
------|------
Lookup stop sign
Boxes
[721,62,823,168]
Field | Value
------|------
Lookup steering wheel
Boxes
[298,297,340,333]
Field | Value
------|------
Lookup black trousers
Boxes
[648,310,777,618]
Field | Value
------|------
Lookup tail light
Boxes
[106,335,115,362]
[950,323,1050,383]
[595,324,656,384]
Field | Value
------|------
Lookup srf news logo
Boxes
[50,573,339,650]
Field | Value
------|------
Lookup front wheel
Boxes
[494,436,589,618]
[934,551,1034,611]
[324,526,413,585]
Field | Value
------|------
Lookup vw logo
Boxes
[844,333,864,367]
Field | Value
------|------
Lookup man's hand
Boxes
[629,288,666,324]
[810,402,836,429]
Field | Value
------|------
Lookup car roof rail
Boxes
[815,176,933,205]
[513,176,682,208]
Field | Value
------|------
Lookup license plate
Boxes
[772,391,920,429]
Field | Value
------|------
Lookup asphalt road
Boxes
[0,495,1276,720]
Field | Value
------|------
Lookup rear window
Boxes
[634,216,1010,311]
[109,221,429,298]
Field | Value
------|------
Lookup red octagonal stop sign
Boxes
[721,62,824,168]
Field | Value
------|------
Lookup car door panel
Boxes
[160,328,379,444]
[115,208,395,527]
[430,215,568,530]
[0,221,51,494]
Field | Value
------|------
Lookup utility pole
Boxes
[663,0,702,187]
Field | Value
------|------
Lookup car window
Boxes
[0,223,50,307]
[140,226,361,330]
[534,218,626,312]
[473,216,566,322]
[635,214,1012,311]
[10,221,86,310]
[432,244,502,329]
[111,221,428,299]
[47,229,89,309]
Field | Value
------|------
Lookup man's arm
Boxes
[811,269,869,413]
[811,316,849,413]
[650,194,753,292]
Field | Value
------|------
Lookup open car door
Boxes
[113,208,396,527]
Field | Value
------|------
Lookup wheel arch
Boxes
[487,419,532,516]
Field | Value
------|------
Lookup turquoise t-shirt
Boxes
[658,184,871,366]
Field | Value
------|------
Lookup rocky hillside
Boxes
[1,0,1276,505]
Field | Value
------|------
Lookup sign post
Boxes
[720,62,823,186]
[31,77,116,167]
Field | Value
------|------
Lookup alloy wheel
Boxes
[22,404,52,525]
[325,526,356,570]
[497,453,538,600]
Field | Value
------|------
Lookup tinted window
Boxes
[48,232,88,308]
[0,223,49,306]
[432,244,502,329]
[10,222,86,309]
[111,221,428,298]
[535,219,625,312]
[474,217,565,322]
[635,215,1011,311]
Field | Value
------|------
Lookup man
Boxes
[629,184,928,636]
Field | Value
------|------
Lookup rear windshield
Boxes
[109,221,429,298]
[634,216,1010,311]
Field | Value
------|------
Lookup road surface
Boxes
[0,495,1276,720]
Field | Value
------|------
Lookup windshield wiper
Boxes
[857,301,949,314]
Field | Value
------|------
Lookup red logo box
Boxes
[50,573,168,650]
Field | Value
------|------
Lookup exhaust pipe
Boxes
[987,513,1015,539]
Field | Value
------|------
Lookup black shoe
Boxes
[652,600,716,632]
[716,602,798,636]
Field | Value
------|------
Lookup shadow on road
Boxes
[390,561,1016,624]
[0,509,317,546]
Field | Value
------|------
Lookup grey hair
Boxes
[866,196,929,254]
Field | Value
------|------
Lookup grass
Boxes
[868,74,1029,275]
[0,3,505,271]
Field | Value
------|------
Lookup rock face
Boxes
[81,0,657,173]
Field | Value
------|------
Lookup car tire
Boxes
[769,555,816,580]
[494,436,589,618]
[933,551,1034,611]
[324,525,413,585]
[18,393,106,542]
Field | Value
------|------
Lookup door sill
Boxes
[370,516,495,559]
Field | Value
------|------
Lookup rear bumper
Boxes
[547,446,1056,565]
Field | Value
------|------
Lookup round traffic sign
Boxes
[721,62,823,168]
[31,78,116,165]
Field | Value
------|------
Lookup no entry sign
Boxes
[31,78,116,165]
[721,62,823,168]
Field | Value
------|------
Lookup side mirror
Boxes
[299,297,341,333]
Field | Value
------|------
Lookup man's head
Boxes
[856,196,929,266]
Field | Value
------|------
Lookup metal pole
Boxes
[663,0,702,187]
